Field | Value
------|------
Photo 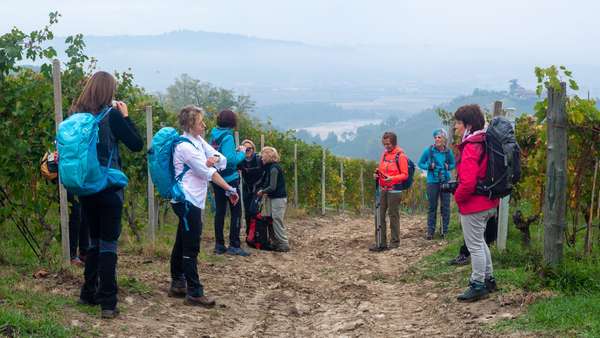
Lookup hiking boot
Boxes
[368,244,387,252]
[168,278,186,298]
[272,245,290,253]
[168,286,187,298]
[388,242,400,249]
[101,308,120,319]
[213,244,227,255]
[226,246,251,257]
[448,253,470,266]
[77,296,98,306]
[425,233,434,240]
[70,257,84,267]
[485,276,498,293]
[457,281,489,302]
[184,295,216,308]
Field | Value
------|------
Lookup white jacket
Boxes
[172,132,227,209]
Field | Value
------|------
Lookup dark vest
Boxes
[261,162,287,199]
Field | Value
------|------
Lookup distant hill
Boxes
[255,102,385,129]
[297,85,539,160]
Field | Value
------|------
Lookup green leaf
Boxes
[568,79,579,91]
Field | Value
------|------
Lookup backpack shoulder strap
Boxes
[429,145,434,165]
[212,132,229,151]
[174,137,198,180]
[178,136,197,148]
[395,152,403,173]
[477,137,487,165]
[94,106,112,123]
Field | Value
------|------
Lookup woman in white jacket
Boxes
[168,105,239,308]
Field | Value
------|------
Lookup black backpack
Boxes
[475,116,521,199]
[247,195,262,217]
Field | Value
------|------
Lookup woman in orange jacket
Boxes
[369,132,409,252]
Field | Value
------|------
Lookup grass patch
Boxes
[496,293,600,338]
[119,275,152,296]
[0,269,85,337]
[0,309,72,338]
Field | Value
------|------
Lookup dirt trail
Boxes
[47,213,529,337]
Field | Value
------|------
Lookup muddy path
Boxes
[44,213,530,337]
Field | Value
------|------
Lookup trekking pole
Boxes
[374,178,383,248]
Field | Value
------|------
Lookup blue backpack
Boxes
[57,107,128,196]
[148,127,196,202]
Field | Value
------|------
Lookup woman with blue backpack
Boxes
[209,110,250,256]
[418,128,456,240]
[69,71,144,319]
[168,105,240,308]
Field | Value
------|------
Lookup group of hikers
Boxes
[57,71,288,318]
[371,104,508,303]
[56,70,516,319]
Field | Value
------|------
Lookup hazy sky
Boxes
[3,0,599,48]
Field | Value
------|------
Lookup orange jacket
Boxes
[377,146,409,191]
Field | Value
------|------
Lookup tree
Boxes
[163,74,255,116]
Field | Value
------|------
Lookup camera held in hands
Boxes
[440,180,458,194]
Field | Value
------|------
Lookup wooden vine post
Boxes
[360,166,365,214]
[235,131,245,229]
[585,159,598,254]
[146,106,156,244]
[52,59,70,266]
[543,82,568,267]
[494,101,509,252]
[321,149,326,216]
[340,160,345,214]
[294,143,298,208]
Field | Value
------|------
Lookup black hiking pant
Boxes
[170,201,204,297]
[212,179,242,248]
[68,192,89,259]
[79,190,123,311]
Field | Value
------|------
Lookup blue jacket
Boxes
[209,127,245,183]
[417,145,456,184]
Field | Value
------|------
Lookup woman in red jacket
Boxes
[369,132,409,252]
[454,104,499,302]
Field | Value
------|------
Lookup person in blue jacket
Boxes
[418,128,456,240]
[209,110,250,256]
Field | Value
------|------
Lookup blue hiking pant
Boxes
[426,183,451,235]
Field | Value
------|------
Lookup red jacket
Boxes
[377,146,409,191]
[454,131,499,214]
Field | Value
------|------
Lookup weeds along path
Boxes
[49,213,527,337]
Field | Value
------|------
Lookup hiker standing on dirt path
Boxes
[72,71,144,319]
[453,104,499,302]
[237,139,264,233]
[418,128,455,240]
[369,132,409,252]
[209,110,250,257]
[448,212,498,266]
[256,146,290,252]
[168,105,240,308]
